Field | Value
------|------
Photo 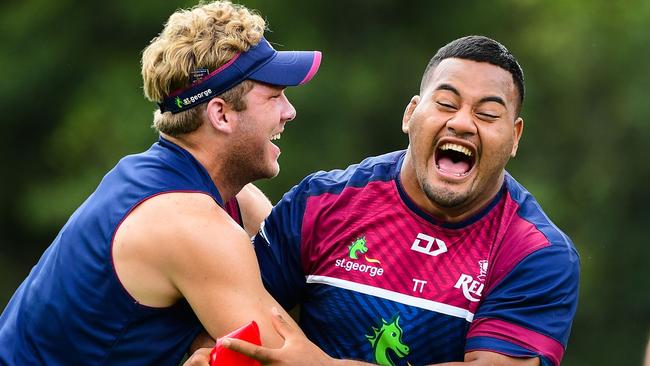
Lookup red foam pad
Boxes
[209,321,262,366]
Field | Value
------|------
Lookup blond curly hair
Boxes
[142,1,266,136]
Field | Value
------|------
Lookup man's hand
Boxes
[222,307,335,366]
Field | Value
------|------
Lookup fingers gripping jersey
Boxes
[254,151,579,366]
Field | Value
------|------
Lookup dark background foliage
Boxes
[1,1,649,364]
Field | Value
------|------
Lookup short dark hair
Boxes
[420,35,525,114]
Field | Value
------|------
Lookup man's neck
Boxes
[161,132,243,202]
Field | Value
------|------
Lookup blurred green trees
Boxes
[1,0,649,365]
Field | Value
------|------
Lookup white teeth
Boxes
[439,143,472,157]
[270,133,281,141]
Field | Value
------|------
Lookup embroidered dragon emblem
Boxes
[348,237,369,259]
[348,236,381,264]
[366,315,410,366]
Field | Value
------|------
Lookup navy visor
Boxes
[158,38,321,114]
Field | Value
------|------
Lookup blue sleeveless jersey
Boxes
[0,137,234,365]
[255,151,579,366]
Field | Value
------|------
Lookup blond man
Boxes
[0,2,321,365]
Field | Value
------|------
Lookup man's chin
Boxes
[422,182,470,209]
[257,163,280,180]
[268,161,281,178]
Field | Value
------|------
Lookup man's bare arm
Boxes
[184,183,273,352]
[113,192,293,348]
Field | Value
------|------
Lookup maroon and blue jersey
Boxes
[0,137,242,365]
[254,151,579,366]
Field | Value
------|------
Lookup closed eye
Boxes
[477,112,499,119]
[437,102,457,110]
[269,87,286,100]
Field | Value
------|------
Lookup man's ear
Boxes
[402,95,420,133]
[511,117,524,158]
[206,97,236,134]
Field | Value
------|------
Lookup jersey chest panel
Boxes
[299,181,505,364]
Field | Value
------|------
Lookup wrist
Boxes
[312,348,341,366]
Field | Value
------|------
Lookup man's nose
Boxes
[445,108,477,136]
[281,95,297,122]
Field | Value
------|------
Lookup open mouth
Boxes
[270,132,282,141]
[435,142,476,177]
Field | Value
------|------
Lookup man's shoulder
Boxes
[115,192,243,271]
[113,191,254,307]
[503,173,576,251]
[492,173,579,282]
[119,192,238,248]
[291,150,406,198]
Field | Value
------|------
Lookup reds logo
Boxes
[454,260,489,302]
